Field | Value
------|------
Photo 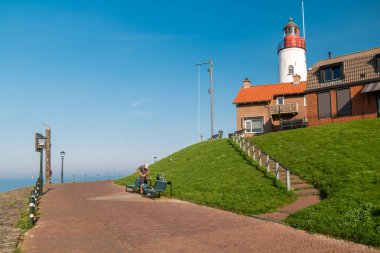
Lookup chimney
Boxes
[243,78,251,88]
[292,74,301,84]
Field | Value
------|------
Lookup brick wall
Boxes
[236,103,272,136]
[271,95,307,128]
[235,95,307,135]
[306,84,378,126]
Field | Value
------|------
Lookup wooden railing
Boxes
[269,103,298,114]
[232,133,292,191]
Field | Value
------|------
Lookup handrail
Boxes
[232,133,292,191]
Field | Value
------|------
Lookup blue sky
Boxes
[0,0,379,178]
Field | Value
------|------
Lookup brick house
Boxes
[233,77,307,136]
[305,47,380,126]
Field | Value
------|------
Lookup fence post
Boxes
[266,156,270,173]
[275,163,280,179]
[286,170,291,191]
[258,150,262,166]
[247,143,250,156]
[252,146,256,161]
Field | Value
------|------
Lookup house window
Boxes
[288,65,294,75]
[320,64,343,82]
[318,92,331,119]
[277,97,284,105]
[377,55,380,73]
[245,117,264,134]
[336,88,352,117]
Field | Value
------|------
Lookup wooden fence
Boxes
[232,133,292,191]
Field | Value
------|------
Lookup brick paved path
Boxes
[21,181,379,253]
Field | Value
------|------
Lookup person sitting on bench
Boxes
[136,163,150,194]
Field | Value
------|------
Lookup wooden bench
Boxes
[143,180,172,199]
[125,178,141,193]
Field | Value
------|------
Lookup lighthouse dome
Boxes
[278,17,307,83]
[283,17,300,37]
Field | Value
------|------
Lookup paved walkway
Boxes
[21,181,379,253]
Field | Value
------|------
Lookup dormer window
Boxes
[288,65,294,75]
[320,64,343,82]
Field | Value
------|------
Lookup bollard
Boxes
[29,202,36,214]
[258,150,262,166]
[29,212,35,226]
[275,163,280,180]
[35,187,40,198]
[29,196,35,204]
[286,170,291,191]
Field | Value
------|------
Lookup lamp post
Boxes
[154,156,157,163]
[60,151,65,183]
[35,133,46,194]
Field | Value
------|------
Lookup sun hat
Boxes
[144,163,149,169]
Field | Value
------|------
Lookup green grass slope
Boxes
[116,139,295,215]
[250,118,380,247]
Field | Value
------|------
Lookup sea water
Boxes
[0,177,37,193]
[0,174,126,193]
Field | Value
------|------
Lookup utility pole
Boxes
[196,58,215,139]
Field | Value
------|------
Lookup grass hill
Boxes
[115,139,295,215]
[250,118,380,247]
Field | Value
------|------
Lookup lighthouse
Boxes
[278,18,307,83]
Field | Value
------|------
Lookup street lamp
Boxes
[35,133,46,194]
[60,151,65,183]
[154,156,157,163]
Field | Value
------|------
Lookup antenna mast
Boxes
[302,0,306,39]
[208,59,214,139]
[196,59,215,140]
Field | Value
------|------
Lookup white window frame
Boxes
[277,97,285,105]
[245,117,264,134]
[288,65,294,75]
[304,95,307,106]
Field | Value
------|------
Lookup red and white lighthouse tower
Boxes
[278,18,307,83]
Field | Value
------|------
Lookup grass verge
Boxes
[115,138,296,215]
[250,118,380,247]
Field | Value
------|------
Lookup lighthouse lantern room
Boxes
[278,18,307,83]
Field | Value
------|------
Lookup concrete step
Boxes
[278,195,321,214]
[296,188,319,196]
[292,183,314,190]
[290,179,305,185]
[253,212,288,222]
[279,174,299,180]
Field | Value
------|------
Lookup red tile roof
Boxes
[233,81,306,104]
